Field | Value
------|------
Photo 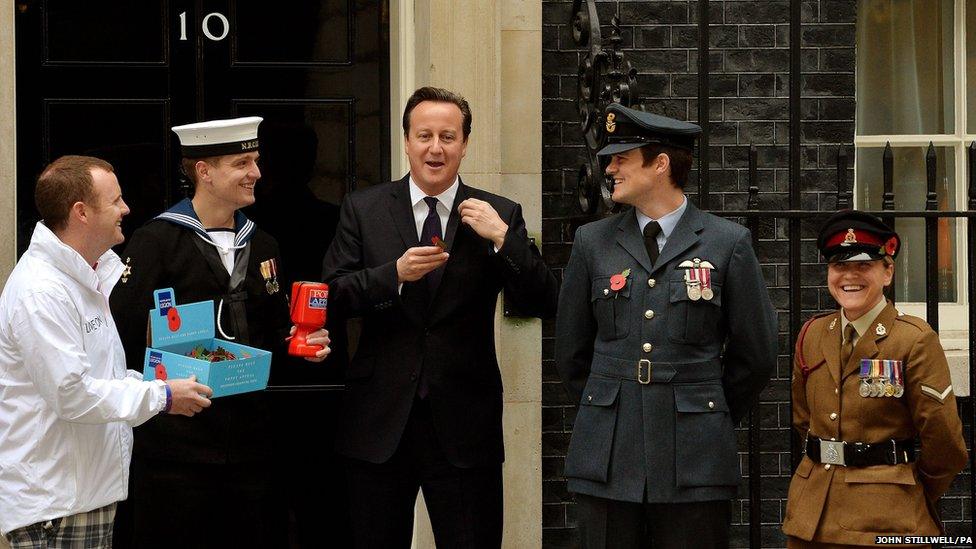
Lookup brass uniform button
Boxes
[824,464,832,470]
[708,401,715,409]
[647,278,656,288]
[642,343,653,353]
[829,412,838,421]
[644,310,655,319]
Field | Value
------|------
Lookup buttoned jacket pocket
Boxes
[673,383,738,487]
[591,276,631,341]
[668,281,723,344]
[565,376,621,483]
[838,465,920,533]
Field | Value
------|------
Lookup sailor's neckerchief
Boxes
[155,198,256,340]
[155,198,256,252]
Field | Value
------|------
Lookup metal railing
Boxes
[569,0,975,545]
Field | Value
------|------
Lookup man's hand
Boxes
[396,246,449,282]
[458,198,508,249]
[289,326,332,362]
[165,375,213,417]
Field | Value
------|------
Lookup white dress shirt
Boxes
[409,176,459,242]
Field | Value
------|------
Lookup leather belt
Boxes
[590,354,722,385]
[805,435,916,467]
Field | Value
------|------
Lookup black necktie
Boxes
[420,197,443,293]
[643,221,661,266]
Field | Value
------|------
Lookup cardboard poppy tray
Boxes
[141,288,271,398]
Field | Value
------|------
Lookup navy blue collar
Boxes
[155,198,255,250]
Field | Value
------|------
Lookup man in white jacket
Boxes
[0,155,213,548]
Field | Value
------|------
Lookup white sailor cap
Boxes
[172,116,263,158]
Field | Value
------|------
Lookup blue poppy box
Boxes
[141,288,271,397]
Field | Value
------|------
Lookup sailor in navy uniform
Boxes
[109,117,330,548]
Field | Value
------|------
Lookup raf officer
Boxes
[555,103,778,548]
[783,211,967,548]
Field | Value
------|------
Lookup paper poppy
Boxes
[883,236,898,256]
[167,307,181,332]
[609,268,631,291]
[155,364,168,381]
[432,236,447,251]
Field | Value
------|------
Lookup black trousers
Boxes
[577,493,731,549]
[345,398,503,549]
[117,457,287,549]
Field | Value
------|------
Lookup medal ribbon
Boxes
[859,358,871,379]
[700,268,711,291]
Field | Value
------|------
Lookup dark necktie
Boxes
[419,196,443,294]
[417,197,442,400]
[643,221,662,266]
[841,323,856,366]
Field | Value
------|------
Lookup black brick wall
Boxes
[541,1,972,547]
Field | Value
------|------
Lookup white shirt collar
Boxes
[636,195,688,238]
[409,176,460,210]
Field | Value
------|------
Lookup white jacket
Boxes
[0,223,167,535]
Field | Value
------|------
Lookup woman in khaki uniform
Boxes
[783,210,967,548]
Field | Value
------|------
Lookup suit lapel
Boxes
[652,202,704,275]
[615,209,653,273]
[389,176,420,249]
[820,311,842,385]
[441,181,467,255]
[842,302,895,381]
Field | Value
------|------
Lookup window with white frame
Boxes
[855,0,973,326]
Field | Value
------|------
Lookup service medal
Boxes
[884,383,896,397]
[859,379,871,397]
[858,359,872,398]
[891,359,905,398]
[260,258,280,295]
[684,268,702,300]
[700,267,714,301]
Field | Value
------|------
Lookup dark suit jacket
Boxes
[322,176,558,468]
[555,203,777,503]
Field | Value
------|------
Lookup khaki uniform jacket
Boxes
[782,302,967,545]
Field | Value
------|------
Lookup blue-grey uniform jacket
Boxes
[555,202,777,503]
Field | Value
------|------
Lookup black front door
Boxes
[16,2,389,545]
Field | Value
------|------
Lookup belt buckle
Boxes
[637,359,652,385]
[820,440,846,466]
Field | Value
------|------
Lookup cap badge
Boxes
[842,228,857,246]
[606,113,616,133]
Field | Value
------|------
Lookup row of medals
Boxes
[859,377,904,398]
[685,280,713,301]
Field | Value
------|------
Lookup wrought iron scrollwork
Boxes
[572,1,639,214]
